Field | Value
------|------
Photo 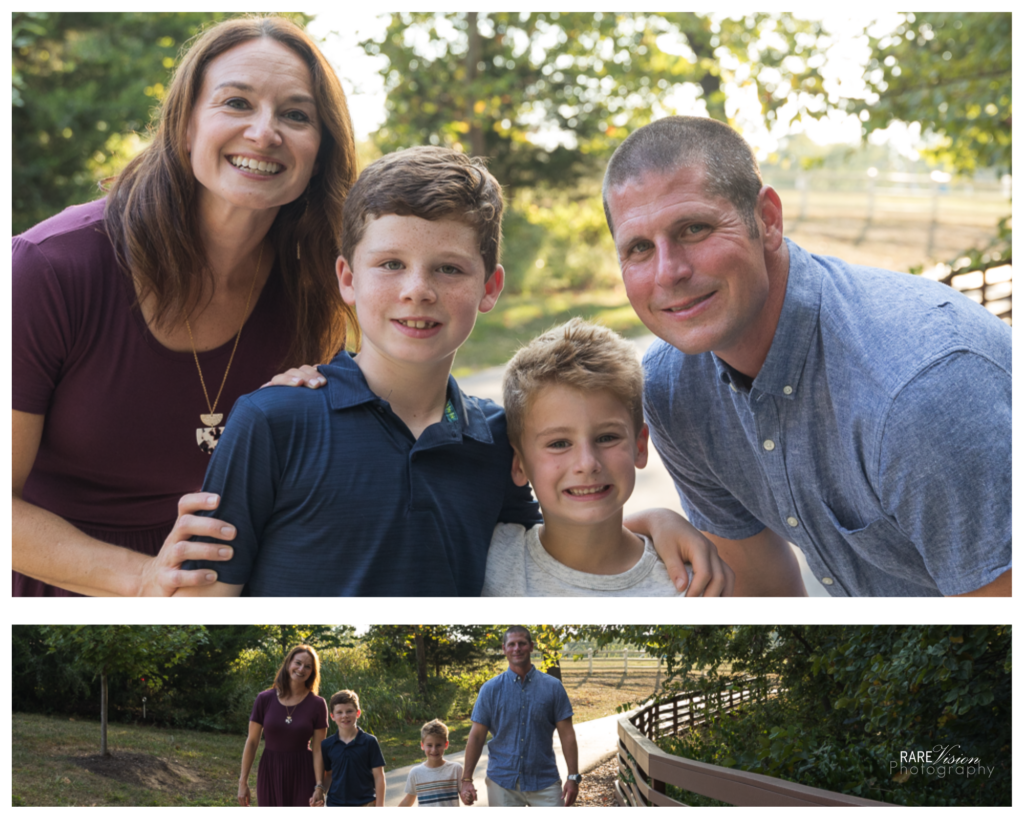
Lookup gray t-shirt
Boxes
[482,523,690,596]
[404,759,463,807]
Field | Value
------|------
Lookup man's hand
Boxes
[626,508,735,596]
[261,364,325,389]
[139,493,235,596]
[459,780,477,805]
[562,779,579,807]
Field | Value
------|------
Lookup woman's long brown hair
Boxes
[105,15,359,367]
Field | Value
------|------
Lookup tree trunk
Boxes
[414,629,429,699]
[100,672,109,757]
[466,12,486,158]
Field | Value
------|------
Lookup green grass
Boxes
[452,285,648,377]
[12,712,242,807]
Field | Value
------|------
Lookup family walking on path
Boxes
[239,630,603,807]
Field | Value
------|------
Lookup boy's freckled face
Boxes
[331,702,360,729]
[337,214,504,370]
[512,385,648,528]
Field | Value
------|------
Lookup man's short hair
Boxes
[602,116,764,238]
[503,625,533,646]
[340,145,504,275]
[329,689,360,711]
[421,719,449,742]
[503,318,644,449]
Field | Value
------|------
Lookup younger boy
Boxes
[482,318,703,596]
[399,719,463,807]
[316,690,385,808]
[181,147,727,597]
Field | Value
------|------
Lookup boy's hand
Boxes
[459,780,477,805]
[626,508,735,596]
[261,364,326,389]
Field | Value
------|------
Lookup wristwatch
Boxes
[567,774,583,784]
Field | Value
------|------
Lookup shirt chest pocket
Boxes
[820,498,922,579]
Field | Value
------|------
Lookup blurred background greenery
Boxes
[12,11,1011,370]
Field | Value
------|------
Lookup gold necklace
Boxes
[186,242,263,453]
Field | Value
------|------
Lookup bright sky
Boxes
[307,11,914,157]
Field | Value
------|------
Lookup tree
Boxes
[365,625,501,684]
[257,625,356,655]
[39,626,206,756]
[847,12,1012,272]
[851,13,1011,175]
[362,12,824,192]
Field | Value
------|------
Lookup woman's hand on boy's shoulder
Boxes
[625,508,735,597]
[261,364,326,389]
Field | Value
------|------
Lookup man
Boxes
[460,627,581,806]
[602,116,1011,597]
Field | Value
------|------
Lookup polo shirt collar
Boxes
[713,238,822,399]
[328,727,366,747]
[321,352,494,444]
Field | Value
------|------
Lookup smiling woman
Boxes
[239,645,329,807]
[11,16,358,597]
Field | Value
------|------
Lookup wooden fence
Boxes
[615,682,891,807]
[939,264,1012,324]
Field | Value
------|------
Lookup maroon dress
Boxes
[12,199,294,596]
[251,689,329,807]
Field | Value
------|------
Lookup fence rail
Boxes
[615,682,892,807]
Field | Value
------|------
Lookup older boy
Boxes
[182,147,729,596]
[482,318,699,595]
[317,690,386,808]
[399,719,463,807]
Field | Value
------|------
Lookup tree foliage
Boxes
[575,625,1010,806]
[39,625,206,755]
[363,12,824,191]
[365,625,502,679]
[851,12,1011,176]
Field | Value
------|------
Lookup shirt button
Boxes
[763,439,776,451]
[783,385,793,395]
[786,516,799,527]
[821,577,834,585]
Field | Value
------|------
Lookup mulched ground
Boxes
[574,754,620,807]
[70,752,200,792]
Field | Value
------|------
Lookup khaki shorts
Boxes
[485,776,563,807]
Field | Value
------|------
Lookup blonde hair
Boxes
[420,719,449,742]
[503,317,644,448]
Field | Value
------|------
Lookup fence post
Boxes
[623,648,629,675]
[587,648,593,675]
[655,655,662,688]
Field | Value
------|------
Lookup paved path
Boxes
[458,334,829,597]
[383,710,627,807]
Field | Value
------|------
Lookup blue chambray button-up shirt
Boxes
[471,666,573,790]
[644,239,1011,596]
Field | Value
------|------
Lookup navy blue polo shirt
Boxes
[322,728,386,806]
[188,352,540,595]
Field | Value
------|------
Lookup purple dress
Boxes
[251,689,328,807]
[12,199,294,596]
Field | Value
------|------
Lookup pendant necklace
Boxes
[186,242,263,454]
